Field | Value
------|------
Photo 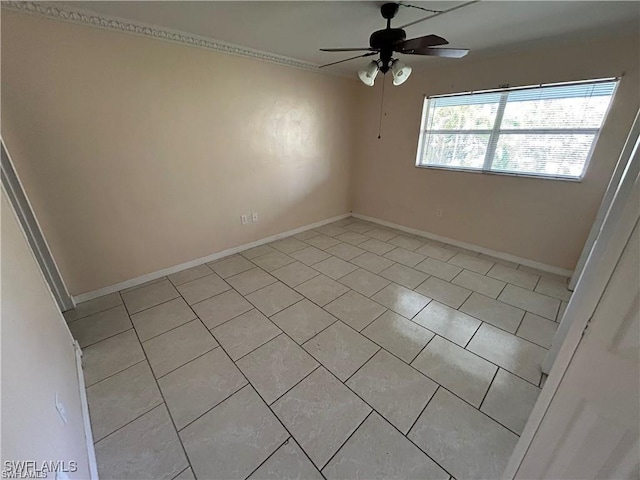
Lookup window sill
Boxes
[414,164,584,183]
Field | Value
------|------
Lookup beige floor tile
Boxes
[362,311,434,363]
[122,279,180,314]
[448,252,494,274]
[388,235,426,251]
[208,255,255,279]
[467,323,546,384]
[191,289,253,329]
[481,369,541,434]
[304,321,379,381]
[312,256,358,279]
[68,305,132,348]
[95,405,187,480]
[415,243,456,262]
[343,222,376,234]
[290,246,331,266]
[248,440,323,480]
[177,273,231,305]
[336,231,369,245]
[295,229,321,241]
[351,252,394,274]
[305,234,341,250]
[314,224,348,237]
[409,389,518,480]
[339,269,390,297]
[131,297,196,341]
[384,247,425,267]
[120,277,168,295]
[82,329,144,386]
[246,282,304,316]
[364,227,398,242]
[498,284,560,320]
[517,312,558,348]
[414,277,471,309]
[324,290,386,331]
[413,301,481,347]
[143,320,218,377]
[271,299,338,344]
[211,309,281,360]
[252,250,296,272]
[412,336,497,407]
[518,264,569,282]
[323,413,449,480]
[379,263,429,289]
[226,268,277,295]
[87,362,163,441]
[240,244,277,260]
[371,283,430,319]
[158,348,247,429]
[168,264,213,286]
[347,350,438,434]
[271,261,320,287]
[272,368,371,468]
[271,237,308,254]
[325,242,366,261]
[63,292,122,322]
[237,335,319,404]
[478,253,519,270]
[332,217,356,227]
[487,263,539,290]
[459,292,525,333]
[414,257,462,282]
[181,386,288,480]
[295,274,349,306]
[452,269,506,298]
[359,238,395,256]
[535,276,572,301]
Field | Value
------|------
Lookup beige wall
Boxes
[1,191,91,478]
[1,11,357,296]
[352,34,639,271]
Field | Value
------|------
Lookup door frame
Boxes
[1,138,74,311]
[504,131,640,477]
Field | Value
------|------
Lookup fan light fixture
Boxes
[391,60,412,85]
[358,61,379,87]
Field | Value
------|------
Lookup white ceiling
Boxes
[60,1,640,74]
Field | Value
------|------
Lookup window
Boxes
[415,78,618,180]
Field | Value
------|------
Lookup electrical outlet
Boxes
[241,215,249,225]
[436,208,443,218]
[252,212,258,223]
[55,393,68,425]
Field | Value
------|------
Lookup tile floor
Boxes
[64,217,572,480]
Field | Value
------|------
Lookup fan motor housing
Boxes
[369,28,406,49]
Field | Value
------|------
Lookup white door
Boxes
[514,220,639,478]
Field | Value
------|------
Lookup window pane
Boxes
[426,92,500,130]
[492,133,595,177]
[501,81,616,129]
[421,133,489,169]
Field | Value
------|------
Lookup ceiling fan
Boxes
[319,2,469,86]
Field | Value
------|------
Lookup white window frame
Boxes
[415,78,619,181]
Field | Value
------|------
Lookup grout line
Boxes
[154,345,219,380]
[78,326,135,350]
[406,386,440,437]
[176,383,250,433]
[267,364,322,406]
[84,358,147,389]
[478,368,500,410]
[232,332,285,363]
[171,465,191,480]
[463,321,483,350]
[408,331,437,364]
[342,345,382,384]
[243,436,293,479]
[138,316,198,343]
[126,293,182,316]
[319,410,374,471]
[65,302,124,324]
[92,402,165,445]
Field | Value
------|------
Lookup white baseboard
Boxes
[352,213,574,278]
[73,213,350,304]
[74,341,98,480]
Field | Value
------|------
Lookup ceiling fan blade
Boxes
[405,47,469,58]
[319,52,378,68]
[320,48,375,52]
[396,34,448,53]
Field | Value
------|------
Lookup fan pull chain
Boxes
[378,74,386,139]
